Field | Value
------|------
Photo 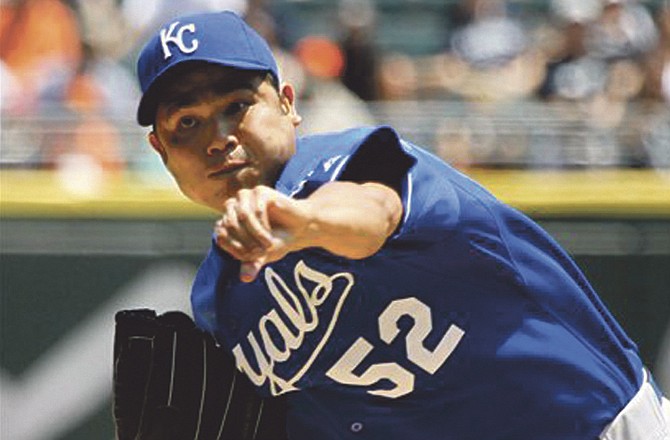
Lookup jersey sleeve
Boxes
[276,126,416,235]
[276,126,414,198]
[337,127,416,197]
[277,126,468,246]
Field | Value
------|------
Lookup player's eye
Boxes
[178,116,199,130]
[222,101,250,118]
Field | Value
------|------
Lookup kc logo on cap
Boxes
[136,11,281,126]
[160,21,199,59]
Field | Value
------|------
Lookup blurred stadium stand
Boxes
[2,0,669,171]
[2,100,669,169]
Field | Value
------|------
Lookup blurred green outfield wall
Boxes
[1,169,669,439]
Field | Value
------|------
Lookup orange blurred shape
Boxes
[294,36,345,79]
[0,0,81,78]
[65,73,104,112]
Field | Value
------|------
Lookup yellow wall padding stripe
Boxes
[1,169,669,218]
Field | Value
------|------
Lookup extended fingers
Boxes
[214,212,246,256]
[237,189,273,246]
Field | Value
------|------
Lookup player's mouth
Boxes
[208,160,249,178]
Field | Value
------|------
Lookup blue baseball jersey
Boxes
[191,126,644,439]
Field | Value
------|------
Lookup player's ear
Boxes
[279,83,302,126]
[148,132,168,165]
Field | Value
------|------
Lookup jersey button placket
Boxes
[350,422,364,433]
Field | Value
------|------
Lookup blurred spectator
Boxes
[539,0,656,103]
[244,0,306,100]
[0,0,127,184]
[0,59,21,111]
[378,53,419,101]
[1,0,667,172]
[638,3,670,169]
[532,0,661,167]
[38,42,127,195]
[0,0,82,114]
[120,0,248,44]
[245,0,277,41]
[437,0,546,102]
[537,0,600,100]
[337,0,380,101]
[451,0,526,70]
[641,2,670,103]
[72,0,129,59]
[585,0,657,167]
[586,0,658,61]
[48,113,126,196]
[430,0,543,168]
[292,35,375,135]
[8,0,137,186]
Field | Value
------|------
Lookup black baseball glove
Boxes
[113,309,288,440]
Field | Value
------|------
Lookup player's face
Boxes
[149,65,301,212]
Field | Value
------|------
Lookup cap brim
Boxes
[137,88,159,127]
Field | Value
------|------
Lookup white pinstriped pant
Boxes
[599,369,670,440]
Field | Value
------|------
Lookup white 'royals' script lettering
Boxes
[232,261,465,399]
[160,21,199,59]
[232,261,355,396]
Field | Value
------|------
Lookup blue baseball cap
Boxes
[136,10,280,126]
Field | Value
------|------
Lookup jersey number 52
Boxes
[326,297,465,398]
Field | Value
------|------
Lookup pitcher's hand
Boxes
[214,186,312,282]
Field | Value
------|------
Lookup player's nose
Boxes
[207,136,237,156]
[209,119,238,156]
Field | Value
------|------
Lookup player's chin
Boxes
[204,192,233,212]
[183,185,230,212]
